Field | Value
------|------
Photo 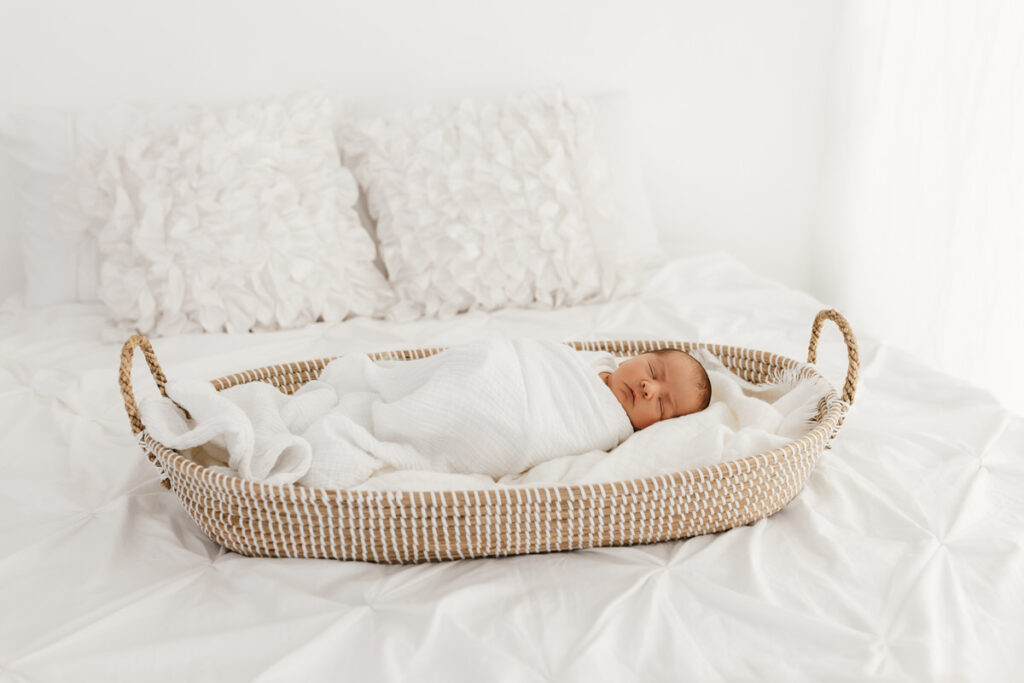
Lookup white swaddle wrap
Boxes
[139,338,634,489]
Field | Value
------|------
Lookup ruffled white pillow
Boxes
[337,87,642,321]
[83,90,394,336]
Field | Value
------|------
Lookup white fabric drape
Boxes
[815,0,1024,416]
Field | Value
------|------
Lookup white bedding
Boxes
[139,337,634,489]
[1,249,1021,680]
[138,339,832,493]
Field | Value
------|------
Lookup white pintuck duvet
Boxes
[1,249,1021,680]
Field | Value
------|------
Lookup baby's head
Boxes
[600,348,712,431]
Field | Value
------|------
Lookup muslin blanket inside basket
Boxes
[137,340,833,491]
[139,338,636,489]
[346,347,833,491]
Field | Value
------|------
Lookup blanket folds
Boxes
[139,338,634,489]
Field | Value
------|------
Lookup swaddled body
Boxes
[297,337,634,487]
[142,337,634,489]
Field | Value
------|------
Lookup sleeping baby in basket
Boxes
[139,338,712,489]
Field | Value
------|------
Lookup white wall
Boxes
[0,0,836,299]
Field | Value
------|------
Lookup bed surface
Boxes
[1,249,1021,681]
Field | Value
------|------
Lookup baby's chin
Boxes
[620,403,639,430]
[603,382,672,430]
[614,394,639,430]
[601,374,638,429]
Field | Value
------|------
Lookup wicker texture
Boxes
[120,309,859,563]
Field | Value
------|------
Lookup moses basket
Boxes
[119,308,859,564]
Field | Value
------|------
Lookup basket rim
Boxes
[138,339,849,502]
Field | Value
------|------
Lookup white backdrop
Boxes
[4,0,1017,414]
[0,0,835,299]
[814,0,1024,416]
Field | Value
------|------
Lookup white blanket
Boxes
[139,337,634,488]
[349,346,836,491]
[139,338,835,491]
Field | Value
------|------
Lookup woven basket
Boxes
[119,309,859,564]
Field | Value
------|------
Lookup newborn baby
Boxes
[141,339,713,489]
[598,348,713,430]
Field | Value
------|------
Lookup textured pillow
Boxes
[82,90,394,336]
[336,87,642,321]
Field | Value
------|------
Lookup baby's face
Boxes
[600,351,705,430]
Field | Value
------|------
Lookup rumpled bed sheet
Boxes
[1,248,1021,681]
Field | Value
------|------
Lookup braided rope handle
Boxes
[119,335,175,489]
[119,334,170,436]
[807,309,859,407]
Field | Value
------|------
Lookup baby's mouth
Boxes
[627,384,636,404]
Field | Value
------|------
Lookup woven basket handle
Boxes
[807,309,859,406]
[119,334,169,436]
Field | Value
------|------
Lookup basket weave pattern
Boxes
[121,310,858,564]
